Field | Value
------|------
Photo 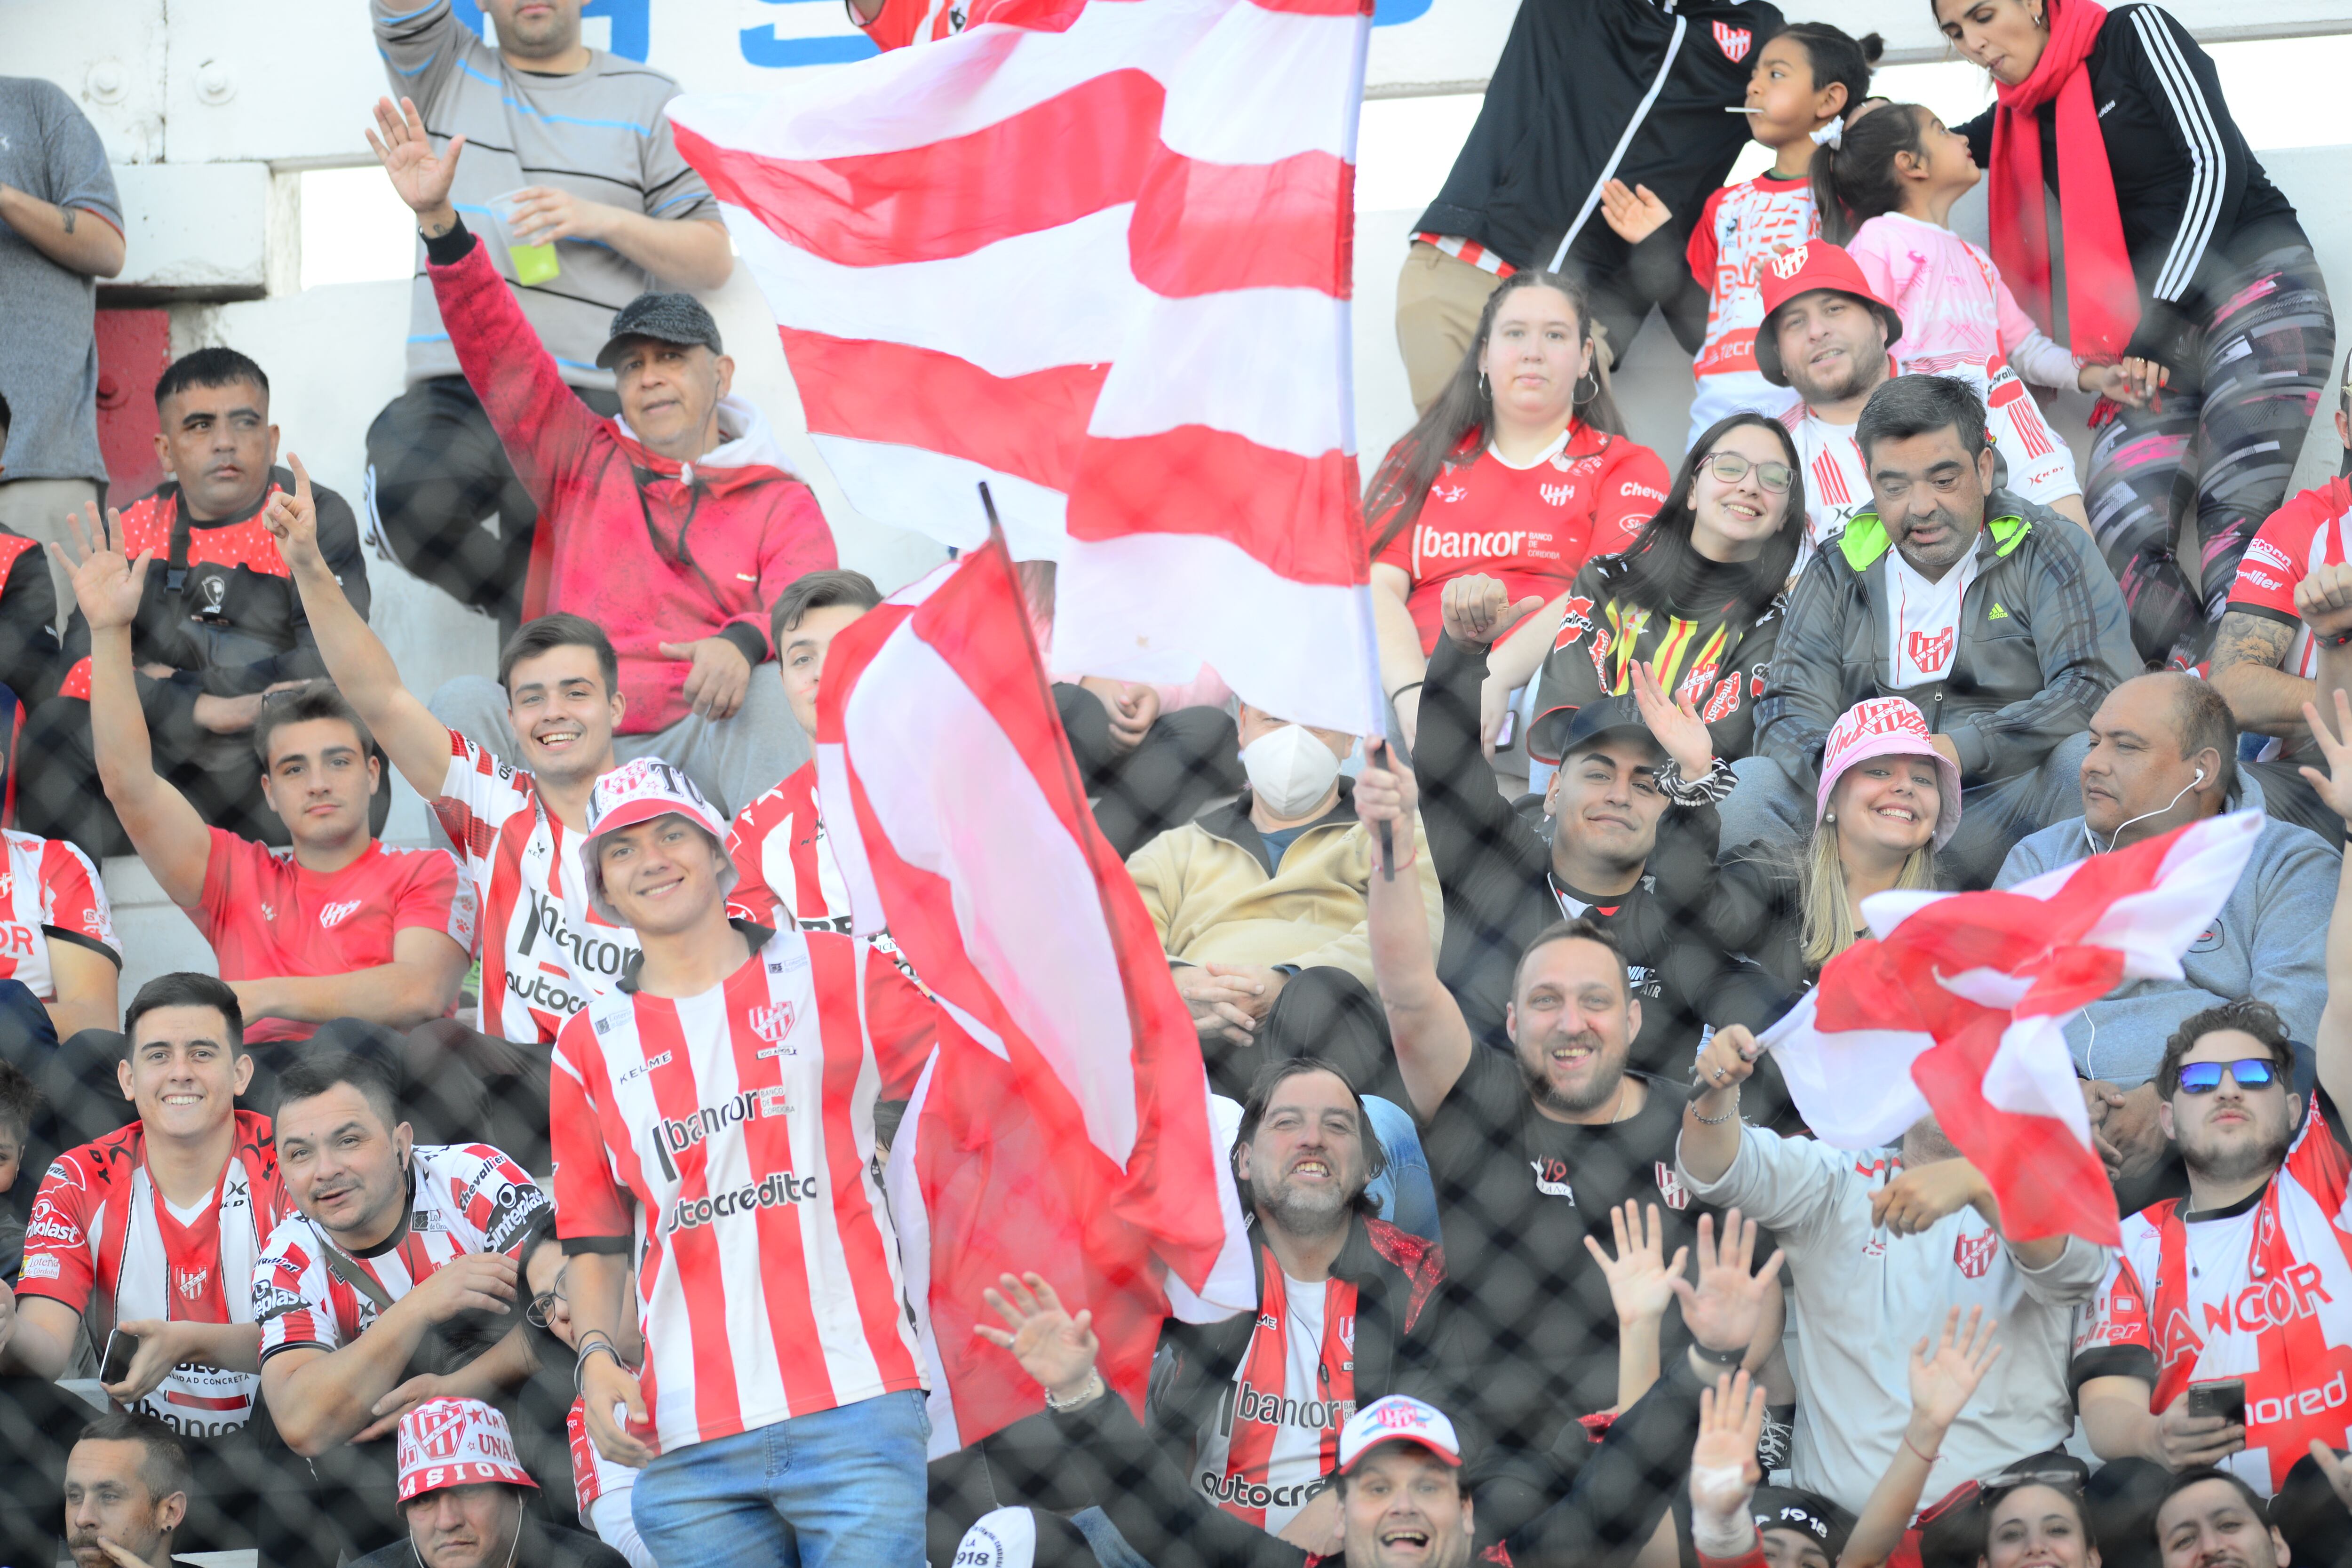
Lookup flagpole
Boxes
[1356,586,1398,883]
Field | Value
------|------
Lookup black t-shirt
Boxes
[1420,1047,1703,1450]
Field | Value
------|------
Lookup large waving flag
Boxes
[816,535,1253,1452]
[1763,812,2264,1247]
[668,0,1381,733]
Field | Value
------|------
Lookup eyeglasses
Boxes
[2174,1058,2280,1095]
[525,1274,568,1328]
[1703,451,1795,494]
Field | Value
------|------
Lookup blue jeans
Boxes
[1362,1094,1439,1242]
[631,1390,929,1568]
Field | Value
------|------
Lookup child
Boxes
[1600,23,1881,449]
[0,1057,40,1279]
[1813,101,2134,407]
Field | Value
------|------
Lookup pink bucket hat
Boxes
[1816,697,1963,850]
[396,1398,537,1504]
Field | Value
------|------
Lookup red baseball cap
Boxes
[1754,240,1904,389]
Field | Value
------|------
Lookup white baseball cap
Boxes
[578,756,735,923]
[396,1398,537,1503]
[1337,1394,1463,1473]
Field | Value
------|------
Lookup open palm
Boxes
[366,95,466,216]
[54,501,150,632]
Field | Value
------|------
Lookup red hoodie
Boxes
[426,223,837,733]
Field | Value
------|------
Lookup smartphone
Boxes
[2187,1378,2247,1426]
[1493,710,1518,752]
[99,1329,138,1386]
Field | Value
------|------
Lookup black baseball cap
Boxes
[1752,1487,1856,1562]
[596,291,724,369]
[1526,693,1664,768]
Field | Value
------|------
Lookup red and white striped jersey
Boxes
[17,1113,288,1435]
[1411,232,1516,279]
[2072,1094,2352,1494]
[431,731,642,1044]
[550,925,937,1451]
[1687,172,1817,381]
[252,1142,549,1358]
[1188,1259,1358,1535]
[725,763,849,931]
[2225,477,2352,681]
[0,828,119,1004]
[1779,356,2079,574]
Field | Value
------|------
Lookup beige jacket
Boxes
[1128,783,1444,990]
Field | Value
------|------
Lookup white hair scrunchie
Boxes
[1810,115,1845,149]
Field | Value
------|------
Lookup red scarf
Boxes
[1985,0,2140,360]
[1218,1250,1359,1526]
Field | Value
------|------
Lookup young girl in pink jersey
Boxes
[1812,102,2136,405]
[1598,23,1881,449]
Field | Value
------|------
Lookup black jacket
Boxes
[0,527,61,706]
[56,467,370,754]
[1047,1347,1723,1568]
[1956,3,2308,369]
[1414,0,1780,327]
[1148,1214,1451,1455]
[350,1511,628,1568]
[1414,634,1780,1077]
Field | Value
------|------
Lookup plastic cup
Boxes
[487,190,561,286]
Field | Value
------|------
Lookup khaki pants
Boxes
[0,476,101,631]
[1394,240,1506,414]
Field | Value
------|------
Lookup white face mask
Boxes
[1241,723,1344,820]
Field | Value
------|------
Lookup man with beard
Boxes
[1357,747,1760,1465]
[1728,372,2137,889]
[60,1415,190,1568]
[1143,1059,1449,1552]
[2068,989,2352,1495]
[1753,240,2085,568]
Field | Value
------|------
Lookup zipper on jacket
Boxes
[1548,12,1690,271]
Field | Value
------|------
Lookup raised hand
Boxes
[1908,1305,2002,1433]
[976,1272,1100,1405]
[260,453,325,573]
[1669,1208,1785,1358]
[365,95,466,221]
[1688,1370,1765,1532]
[1599,180,1674,247]
[53,500,151,633]
[1584,1201,1689,1329]
[1628,659,1714,782]
[2298,688,2352,825]
[1439,573,1544,653]
[1355,738,1420,876]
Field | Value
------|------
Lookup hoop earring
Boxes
[1478,371,1491,400]
[1574,369,1599,401]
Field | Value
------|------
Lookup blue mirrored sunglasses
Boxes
[2174,1058,2280,1095]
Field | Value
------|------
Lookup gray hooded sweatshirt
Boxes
[1993,777,2340,1087]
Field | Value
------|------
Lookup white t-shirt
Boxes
[1885,549,1981,688]
[1677,1128,2110,1512]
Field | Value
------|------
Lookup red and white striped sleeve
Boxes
[252,1228,341,1357]
[430,729,535,877]
[551,1011,635,1247]
[37,839,119,961]
[15,1151,103,1305]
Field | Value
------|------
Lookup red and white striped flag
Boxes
[1763,812,2264,1247]
[815,536,1253,1453]
[668,0,1381,733]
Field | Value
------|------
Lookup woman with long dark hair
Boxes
[1367,270,1668,750]
[1938,0,2336,665]
[1484,412,1805,777]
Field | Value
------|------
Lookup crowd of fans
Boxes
[1,0,2350,1565]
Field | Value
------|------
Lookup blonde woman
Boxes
[1713,697,1959,1125]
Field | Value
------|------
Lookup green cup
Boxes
[489,190,561,285]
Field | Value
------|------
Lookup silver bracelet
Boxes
[1044,1370,1107,1411]
[573,1337,621,1395]
[1691,1095,1740,1125]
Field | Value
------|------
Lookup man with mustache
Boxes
[1358,747,1762,1480]
[60,1414,190,1568]
[1728,371,2138,889]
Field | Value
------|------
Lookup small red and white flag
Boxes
[815,536,1253,1453]
[1763,812,2263,1247]
[668,0,1381,733]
